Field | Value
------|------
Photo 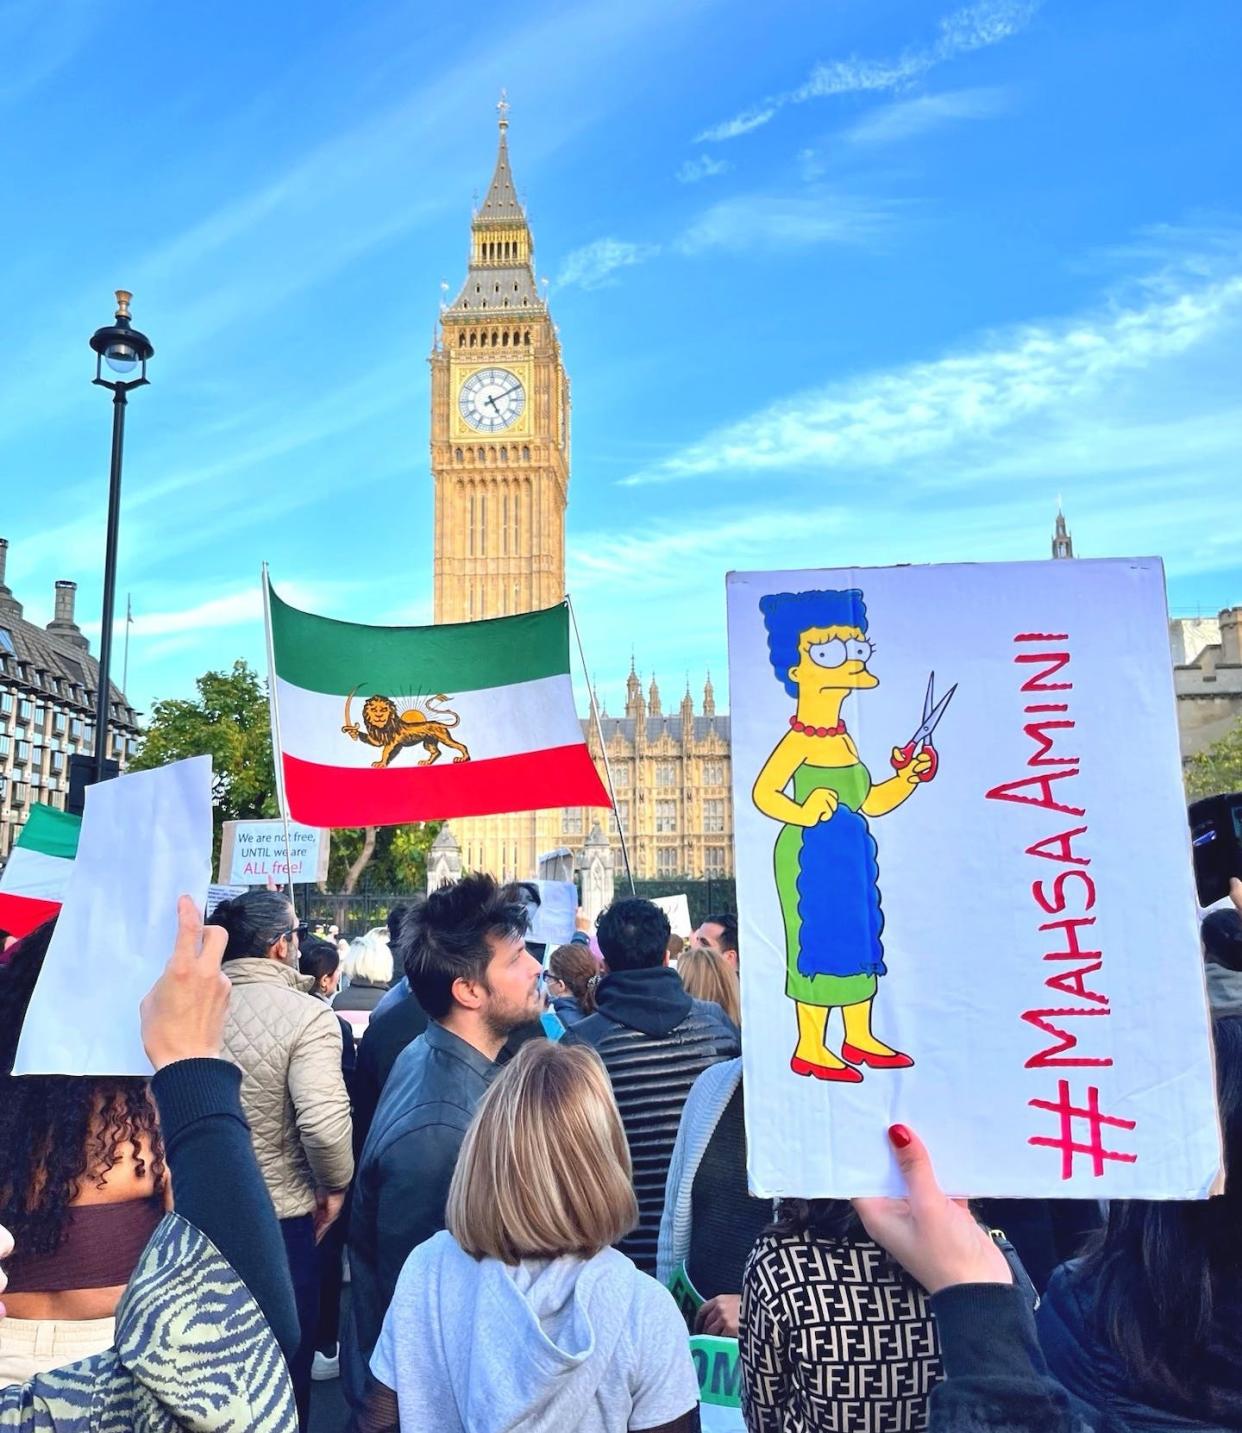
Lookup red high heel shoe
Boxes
[790,1054,863,1083]
[840,1042,914,1069]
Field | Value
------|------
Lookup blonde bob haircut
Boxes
[678,944,741,1029]
[447,1040,637,1264]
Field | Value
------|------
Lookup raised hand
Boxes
[140,895,231,1072]
[851,1124,1012,1295]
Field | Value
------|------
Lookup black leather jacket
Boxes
[343,1021,497,1406]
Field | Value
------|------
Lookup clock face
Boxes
[459,367,526,432]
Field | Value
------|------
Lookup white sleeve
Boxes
[369,1297,398,1390]
[629,1279,701,1429]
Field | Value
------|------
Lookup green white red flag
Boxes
[265,579,610,828]
[0,803,82,938]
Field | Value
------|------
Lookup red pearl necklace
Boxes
[790,717,846,738]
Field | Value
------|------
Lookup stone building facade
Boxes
[0,538,140,861]
[1171,609,1242,758]
[428,107,733,884]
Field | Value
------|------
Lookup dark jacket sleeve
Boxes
[1035,1262,1121,1418]
[928,1283,1120,1433]
[352,1030,385,1161]
[151,1057,299,1365]
[373,1120,466,1314]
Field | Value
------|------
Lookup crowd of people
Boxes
[0,874,1240,1431]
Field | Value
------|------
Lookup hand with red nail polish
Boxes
[850,1123,1012,1295]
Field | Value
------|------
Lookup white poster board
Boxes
[13,756,213,1076]
[653,894,693,939]
[528,879,578,948]
[219,819,329,884]
[726,559,1221,1199]
[206,883,247,916]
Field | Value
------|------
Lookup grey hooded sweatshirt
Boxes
[371,1229,699,1432]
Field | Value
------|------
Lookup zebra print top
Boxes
[0,1212,296,1432]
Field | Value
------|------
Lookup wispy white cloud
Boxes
[0,0,102,105]
[695,0,1039,142]
[844,86,1009,145]
[557,238,662,290]
[676,154,733,184]
[675,191,896,255]
[623,235,1242,485]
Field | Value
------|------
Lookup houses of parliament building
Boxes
[430,104,733,884]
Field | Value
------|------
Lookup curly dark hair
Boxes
[596,898,670,972]
[396,872,531,1020]
[0,919,165,1256]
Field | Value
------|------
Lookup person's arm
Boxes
[738,1253,789,1433]
[140,896,299,1365]
[288,1003,355,1192]
[348,1376,400,1432]
[851,1125,1116,1433]
[150,1058,299,1363]
[352,1029,384,1160]
[373,1121,463,1311]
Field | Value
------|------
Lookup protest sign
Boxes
[206,882,247,916]
[218,819,329,884]
[13,756,212,1076]
[727,559,1221,1200]
[689,1337,744,1431]
[527,879,578,948]
[653,893,692,939]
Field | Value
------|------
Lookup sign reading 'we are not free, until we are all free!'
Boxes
[218,820,330,885]
[727,557,1223,1203]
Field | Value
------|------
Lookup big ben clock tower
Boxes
[430,96,570,625]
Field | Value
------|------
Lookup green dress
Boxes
[774,761,886,1007]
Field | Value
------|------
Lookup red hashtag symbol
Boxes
[1028,1080,1137,1179]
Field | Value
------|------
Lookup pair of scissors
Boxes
[891,672,957,783]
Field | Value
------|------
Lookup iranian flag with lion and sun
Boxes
[266,580,610,828]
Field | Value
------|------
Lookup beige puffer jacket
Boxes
[221,957,354,1219]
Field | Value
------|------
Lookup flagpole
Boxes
[261,564,298,909]
[566,593,635,896]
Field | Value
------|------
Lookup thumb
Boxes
[888,1124,942,1207]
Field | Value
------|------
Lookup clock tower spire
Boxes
[430,97,570,624]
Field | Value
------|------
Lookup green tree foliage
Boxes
[1185,720,1242,801]
[326,823,442,892]
[129,662,277,862]
[131,660,441,887]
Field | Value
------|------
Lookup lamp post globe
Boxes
[89,290,154,381]
[86,290,154,791]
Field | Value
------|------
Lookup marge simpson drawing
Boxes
[752,589,955,1082]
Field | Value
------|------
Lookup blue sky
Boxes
[4,0,1241,721]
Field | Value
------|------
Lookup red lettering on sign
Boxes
[1029,1081,1136,1178]
[1022,1008,1113,1068]
[1039,916,1100,962]
[1044,960,1109,1005]
[1033,870,1097,916]
[985,768,1085,816]
[1025,826,1090,866]
[1024,720,1078,768]
[1016,651,1073,691]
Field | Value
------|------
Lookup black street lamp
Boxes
[88,290,153,786]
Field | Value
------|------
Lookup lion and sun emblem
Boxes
[341,687,471,769]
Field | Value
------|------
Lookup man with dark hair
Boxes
[343,874,543,1406]
[694,911,739,973]
[567,897,739,1273]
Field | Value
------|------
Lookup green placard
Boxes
[689,1334,742,1409]
[667,1261,704,1326]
